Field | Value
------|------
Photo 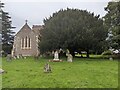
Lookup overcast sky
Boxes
[2,0,111,33]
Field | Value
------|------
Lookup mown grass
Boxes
[1,57,118,88]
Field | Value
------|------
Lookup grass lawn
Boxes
[1,57,118,88]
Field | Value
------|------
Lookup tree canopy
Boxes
[104,1,120,49]
[39,8,107,57]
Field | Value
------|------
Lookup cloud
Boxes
[2,0,111,3]
[2,1,110,33]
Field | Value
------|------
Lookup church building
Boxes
[12,21,43,56]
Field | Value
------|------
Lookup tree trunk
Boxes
[86,49,89,58]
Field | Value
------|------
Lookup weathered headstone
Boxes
[44,63,52,73]
[17,55,20,59]
[19,54,23,59]
[66,49,73,62]
[13,56,16,59]
[6,54,12,61]
[67,54,73,62]
[11,47,15,57]
[109,57,113,60]
[0,69,4,74]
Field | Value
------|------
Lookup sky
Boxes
[1,0,111,33]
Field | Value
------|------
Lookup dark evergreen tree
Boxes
[0,1,15,55]
[0,1,4,55]
[39,8,107,58]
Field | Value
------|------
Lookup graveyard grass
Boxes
[1,57,118,88]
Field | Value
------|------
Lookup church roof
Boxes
[20,22,31,31]
[32,25,43,35]
[15,21,43,36]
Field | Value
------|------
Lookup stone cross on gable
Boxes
[25,20,28,23]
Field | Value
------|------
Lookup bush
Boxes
[102,50,112,55]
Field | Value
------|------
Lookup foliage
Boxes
[104,1,120,49]
[0,2,15,54]
[2,57,118,88]
[39,8,107,57]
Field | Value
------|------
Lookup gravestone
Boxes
[44,63,52,73]
[17,55,20,59]
[0,69,4,74]
[19,54,23,59]
[109,57,113,60]
[49,50,62,62]
[6,54,12,61]
[13,55,17,59]
[67,54,73,62]
[53,51,59,61]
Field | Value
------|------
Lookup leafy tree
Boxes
[39,8,107,57]
[104,1,120,49]
[0,1,4,54]
[0,2,3,33]
[0,2,15,55]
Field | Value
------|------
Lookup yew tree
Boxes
[39,8,107,57]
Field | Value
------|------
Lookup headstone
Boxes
[19,54,23,59]
[6,54,12,61]
[0,69,4,74]
[17,55,20,59]
[44,63,52,73]
[13,56,17,59]
[67,54,73,62]
[109,57,113,60]
[53,51,59,61]
[24,57,26,59]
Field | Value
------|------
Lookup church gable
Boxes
[12,21,43,56]
[15,22,32,37]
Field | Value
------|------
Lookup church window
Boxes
[28,38,31,48]
[25,36,27,47]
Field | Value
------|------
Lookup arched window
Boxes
[21,36,31,49]
[28,38,31,48]
[25,36,27,47]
